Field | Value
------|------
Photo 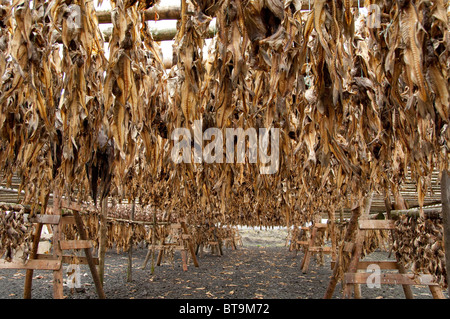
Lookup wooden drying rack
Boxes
[341,219,445,299]
[0,190,105,299]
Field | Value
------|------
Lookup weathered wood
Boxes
[324,203,362,299]
[344,273,439,286]
[300,226,317,273]
[441,170,450,297]
[384,193,414,299]
[51,188,63,299]
[358,219,396,230]
[342,230,365,298]
[71,210,105,299]
[307,246,332,253]
[180,220,199,267]
[95,0,366,24]
[60,240,92,250]
[98,197,108,286]
[37,254,99,265]
[28,215,61,224]
[96,4,183,24]
[396,259,414,299]
[127,201,135,282]
[331,260,399,270]
[0,259,61,270]
[23,222,43,298]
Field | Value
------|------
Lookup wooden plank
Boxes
[61,216,76,225]
[52,188,64,299]
[441,170,450,296]
[358,220,395,230]
[36,254,99,265]
[344,273,439,286]
[151,245,185,250]
[0,259,61,270]
[60,240,92,250]
[308,246,332,253]
[331,260,399,270]
[28,214,61,224]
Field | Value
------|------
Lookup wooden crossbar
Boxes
[0,259,61,270]
[358,220,395,230]
[332,260,399,270]
[344,273,439,286]
[37,254,99,265]
[60,240,92,250]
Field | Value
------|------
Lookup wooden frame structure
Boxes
[300,221,333,273]
[0,190,105,299]
[341,219,445,299]
[142,218,199,271]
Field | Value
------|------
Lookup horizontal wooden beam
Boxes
[358,220,396,230]
[96,4,182,24]
[0,259,61,270]
[60,240,93,250]
[344,272,439,286]
[36,254,99,265]
[332,260,399,270]
[95,0,367,24]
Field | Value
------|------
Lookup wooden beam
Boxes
[98,197,108,286]
[60,240,92,250]
[72,210,106,299]
[344,273,439,286]
[96,4,183,24]
[358,220,396,230]
[95,0,366,24]
[0,259,61,270]
[331,260,399,270]
[51,187,64,299]
[23,222,43,298]
[441,170,450,297]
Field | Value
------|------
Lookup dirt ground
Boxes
[0,227,447,300]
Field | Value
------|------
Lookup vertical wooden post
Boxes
[301,225,317,273]
[441,170,450,297]
[127,200,135,282]
[72,210,106,299]
[98,197,108,285]
[385,188,414,299]
[52,188,64,299]
[180,220,199,267]
[23,223,43,298]
[324,202,362,299]
[328,209,337,262]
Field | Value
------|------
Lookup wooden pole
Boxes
[323,201,362,299]
[98,197,108,285]
[52,188,64,299]
[385,189,414,299]
[441,170,450,297]
[96,4,183,24]
[180,220,199,267]
[72,211,106,299]
[127,201,135,282]
[23,223,43,298]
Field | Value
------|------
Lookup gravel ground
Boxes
[0,228,447,300]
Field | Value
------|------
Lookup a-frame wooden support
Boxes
[142,218,199,271]
[0,190,105,299]
[342,219,445,299]
[300,222,333,273]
